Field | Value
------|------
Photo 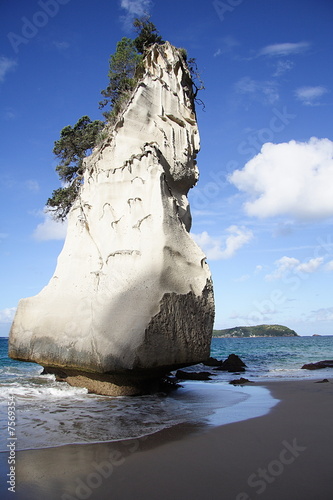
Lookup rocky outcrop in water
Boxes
[9,42,215,395]
[214,354,247,372]
[302,360,333,370]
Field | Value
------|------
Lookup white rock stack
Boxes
[9,42,215,395]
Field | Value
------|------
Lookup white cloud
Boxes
[229,137,333,220]
[272,60,294,77]
[0,56,17,83]
[0,307,16,323]
[235,77,279,105]
[120,0,152,29]
[295,86,329,106]
[325,260,333,271]
[33,213,67,241]
[192,225,253,260]
[236,76,257,93]
[120,0,151,16]
[265,256,300,281]
[214,36,240,57]
[259,42,310,57]
[265,256,323,281]
[297,257,323,273]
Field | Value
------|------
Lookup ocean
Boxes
[1,335,333,452]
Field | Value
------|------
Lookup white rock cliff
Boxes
[9,42,215,395]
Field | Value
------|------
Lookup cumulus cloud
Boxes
[0,307,16,323]
[259,42,310,57]
[265,256,299,280]
[0,56,17,83]
[265,256,324,281]
[229,137,333,220]
[33,213,67,241]
[295,86,329,106]
[297,258,323,273]
[235,77,279,105]
[192,225,253,260]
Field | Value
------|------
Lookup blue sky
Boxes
[1,0,333,336]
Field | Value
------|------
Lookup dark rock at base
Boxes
[315,379,329,383]
[302,360,333,370]
[203,356,223,367]
[159,376,181,392]
[176,370,213,381]
[229,377,253,385]
[41,366,180,396]
[214,354,247,372]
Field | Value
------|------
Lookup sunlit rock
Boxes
[9,42,215,395]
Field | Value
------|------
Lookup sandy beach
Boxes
[2,379,333,500]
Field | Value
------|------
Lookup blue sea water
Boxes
[1,335,332,451]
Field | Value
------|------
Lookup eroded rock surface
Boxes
[9,42,215,395]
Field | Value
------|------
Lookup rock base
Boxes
[42,367,180,396]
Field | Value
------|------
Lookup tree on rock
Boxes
[47,20,168,220]
[133,16,164,53]
[100,19,164,120]
[99,37,142,121]
[46,116,104,221]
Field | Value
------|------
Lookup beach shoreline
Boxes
[1,378,332,500]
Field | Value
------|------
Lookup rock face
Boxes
[9,42,215,395]
[176,370,213,381]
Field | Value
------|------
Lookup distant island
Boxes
[213,324,299,338]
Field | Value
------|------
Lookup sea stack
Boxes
[9,42,215,395]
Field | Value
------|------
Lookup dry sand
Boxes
[2,379,333,500]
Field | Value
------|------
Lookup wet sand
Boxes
[1,379,333,500]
